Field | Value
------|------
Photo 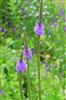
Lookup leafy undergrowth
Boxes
[0,44,66,100]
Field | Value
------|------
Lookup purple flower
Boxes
[51,22,57,27]
[64,27,66,31]
[53,17,57,21]
[59,9,64,16]
[62,17,65,21]
[45,63,49,71]
[62,16,66,21]
[13,27,16,31]
[23,48,32,60]
[0,90,4,95]
[16,60,27,73]
[3,29,7,33]
[34,23,44,36]
[0,27,3,32]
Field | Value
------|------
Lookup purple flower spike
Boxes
[64,27,66,31]
[23,48,32,60]
[34,23,44,36]
[59,9,64,16]
[16,60,27,73]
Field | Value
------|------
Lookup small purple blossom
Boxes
[53,17,57,21]
[16,60,27,73]
[13,27,16,31]
[0,90,4,95]
[23,48,32,60]
[51,22,57,27]
[59,9,64,16]
[62,17,65,21]
[45,63,49,71]
[62,16,66,21]
[0,27,3,32]
[64,27,66,31]
[3,29,7,33]
[34,23,44,36]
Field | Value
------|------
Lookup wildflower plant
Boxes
[23,29,32,100]
[0,0,66,100]
[16,52,27,100]
[16,25,32,100]
[34,22,44,36]
[58,9,64,16]
[16,59,27,73]
[34,0,44,99]
[64,26,66,31]
[23,47,32,60]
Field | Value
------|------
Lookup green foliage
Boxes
[0,0,66,100]
[8,0,21,27]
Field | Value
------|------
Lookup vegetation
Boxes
[0,0,66,100]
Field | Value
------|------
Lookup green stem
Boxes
[36,0,43,99]
[24,30,31,100]
[39,0,43,23]
[27,58,31,100]
[19,72,23,100]
[37,36,41,100]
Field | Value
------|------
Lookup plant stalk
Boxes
[39,0,43,23]
[37,36,41,100]
[37,0,43,99]
[24,30,31,100]
[19,72,23,100]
